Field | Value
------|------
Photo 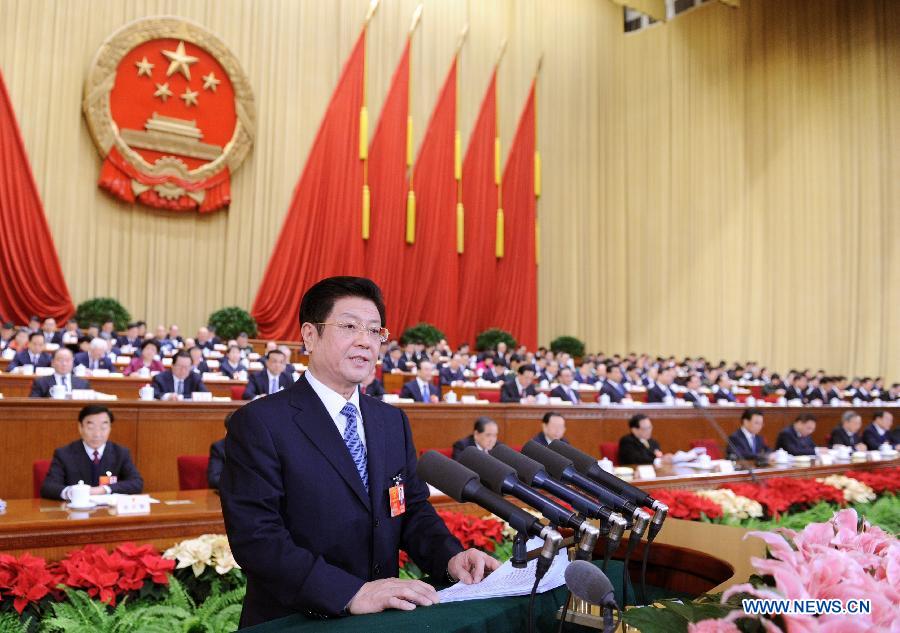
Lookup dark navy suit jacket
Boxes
[29,374,90,397]
[530,433,571,448]
[712,387,737,403]
[499,380,538,403]
[7,350,51,370]
[399,379,437,402]
[727,429,769,460]
[861,423,891,450]
[600,380,627,403]
[439,367,466,386]
[151,371,208,399]
[828,427,862,448]
[40,440,143,499]
[549,384,581,403]
[647,384,675,403]
[73,352,114,371]
[361,379,385,400]
[451,435,477,460]
[207,439,226,489]
[220,376,462,626]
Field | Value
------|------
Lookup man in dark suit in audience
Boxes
[73,338,115,371]
[479,357,504,383]
[600,366,628,403]
[452,417,499,460]
[242,349,294,399]
[116,323,142,351]
[784,375,809,403]
[862,410,896,450]
[682,374,706,405]
[549,367,580,403]
[530,411,571,447]
[647,367,676,403]
[618,414,670,465]
[574,362,596,385]
[0,321,14,350]
[806,377,829,404]
[221,277,492,625]
[195,326,216,352]
[188,345,212,374]
[399,361,440,402]
[7,331,51,370]
[775,414,817,456]
[850,378,875,402]
[439,355,466,386]
[361,368,385,400]
[40,317,63,346]
[381,346,405,372]
[828,410,867,451]
[207,412,231,489]
[500,364,538,403]
[711,374,737,403]
[41,404,143,500]
[727,408,770,460]
[29,348,91,397]
[152,351,209,400]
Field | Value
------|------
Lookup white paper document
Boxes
[437,537,568,603]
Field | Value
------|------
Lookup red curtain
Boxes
[0,68,74,324]
[495,81,537,349]
[457,71,499,347]
[364,39,410,338]
[392,58,459,344]
[252,31,367,340]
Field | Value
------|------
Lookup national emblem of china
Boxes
[83,17,255,213]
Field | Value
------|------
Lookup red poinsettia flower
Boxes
[647,489,723,521]
[0,552,60,613]
[845,467,900,495]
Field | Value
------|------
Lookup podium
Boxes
[247,520,741,632]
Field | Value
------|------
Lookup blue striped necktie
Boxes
[341,403,368,492]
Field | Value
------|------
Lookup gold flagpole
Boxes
[455,23,469,255]
[534,53,543,266]
[495,38,507,259]
[361,0,381,239]
[405,5,423,244]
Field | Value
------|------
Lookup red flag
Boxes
[393,58,459,343]
[364,39,411,336]
[457,71,499,347]
[252,31,367,339]
[0,68,73,324]
[495,81,537,348]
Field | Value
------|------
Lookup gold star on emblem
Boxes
[202,71,221,92]
[161,41,199,80]
[135,56,154,77]
[154,82,173,102]
[180,88,199,107]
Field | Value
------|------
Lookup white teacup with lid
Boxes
[69,480,91,508]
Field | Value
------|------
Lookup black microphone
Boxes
[490,443,626,550]
[548,441,668,532]
[416,450,546,539]
[564,560,619,633]
[522,441,647,531]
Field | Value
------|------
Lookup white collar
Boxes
[873,424,886,436]
[83,442,107,459]
[741,428,756,444]
[305,369,361,420]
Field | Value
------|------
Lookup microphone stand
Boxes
[529,529,563,633]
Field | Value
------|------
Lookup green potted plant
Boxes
[399,322,445,347]
[74,297,131,331]
[208,307,258,341]
[550,335,585,358]
[475,328,517,352]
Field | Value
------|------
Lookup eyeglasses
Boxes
[314,322,390,343]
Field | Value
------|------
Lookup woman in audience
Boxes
[123,340,164,376]
[219,344,248,379]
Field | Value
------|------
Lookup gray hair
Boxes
[841,410,861,424]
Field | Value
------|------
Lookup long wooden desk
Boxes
[0,373,245,399]
[0,489,223,560]
[0,399,896,499]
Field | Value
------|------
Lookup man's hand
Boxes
[347,578,439,614]
[447,549,500,584]
[855,442,868,452]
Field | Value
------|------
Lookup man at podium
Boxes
[221,277,497,627]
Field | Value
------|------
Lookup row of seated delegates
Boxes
[242,349,295,399]
[40,404,143,500]
[151,351,209,400]
[617,414,675,465]
[450,411,572,461]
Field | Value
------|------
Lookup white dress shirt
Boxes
[305,370,367,448]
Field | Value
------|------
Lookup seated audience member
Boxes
[850,377,875,402]
[7,331,51,370]
[99,320,116,342]
[235,332,254,358]
[207,412,231,490]
[549,367,581,403]
[73,338,114,371]
[762,373,786,397]
[574,362,596,385]
[41,317,63,345]
[188,345,211,374]
[152,351,208,400]
[207,326,222,346]
[452,417,499,460]
[195,327,215,352]
[26,315,41,333]
[784,375,809,403]
[884,383,900,403]
[775,414,817,456]
[624,365,643,388]
[381,345,405,372]
[124,340,165,376]
[60,319,82,344]
[399,343,418,370]
[493,341,510,365]
[862,410,897,450]
[399,361,440,403]
[647,367,677,403]
[242,349,294,400]
[531,411,571,447]
[166,324,183,345]
[727,408,770,460]
[600,365,628,403]
[116,323,141,352]
[618,414,671,465]
[4,328,30,355]
[439,354,466,386]
[539,360,559,385]
[711,374,737,403]
[40,404,143,500]
[806,377,829,404]
[360,367,385,399]
[500,364,539,403]
[29,348,91,397]
[219,345,249,379]
[682,374,706,405]
[479,356,504,383]
[0,321,13,350]
[828,410,867,452]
